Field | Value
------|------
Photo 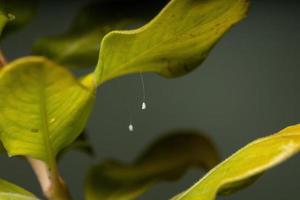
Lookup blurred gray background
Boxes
[1,0,300,199]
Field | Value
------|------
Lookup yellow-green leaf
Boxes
[33,0,168,68]
[85,130,219,200]
[0,56,95,166]
[0,179,38,200]
[172,124,300,200]
[92,0,249,85]
[0,141,4,153]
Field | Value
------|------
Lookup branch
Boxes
[27,158,51,194]
[27,158,72,200]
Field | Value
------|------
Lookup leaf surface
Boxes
[85,130,219,200]
[0,56,95,165]
[172,124,300,200]
[92,0,249,85]
[0,179,38,200]
[33,0,168,68]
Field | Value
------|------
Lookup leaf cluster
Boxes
[0,1,299,200]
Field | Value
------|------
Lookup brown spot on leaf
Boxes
[31,128,39,133]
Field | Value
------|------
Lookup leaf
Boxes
[0,56,95,166]
[85,130,220,200]
[1,0,39,38]
[0,141,4,153]
[33,0,169,68]
[57,130,94,160]
[172,124,300,200]
[91,0,249,85]
[0,179,38,200]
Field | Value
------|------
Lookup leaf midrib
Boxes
[38,65,55,169]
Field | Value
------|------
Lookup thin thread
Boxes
[140,72,146,110]
[128,104,134,132]
[128,117,134,132]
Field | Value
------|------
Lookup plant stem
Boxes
[28,158,72,200]
[0,49,7,68]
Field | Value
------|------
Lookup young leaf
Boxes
[92,0,249,85]
[0,56,95,166]
[33,0,168,68]
[57,130,94,160]
[1,0,39,38]
[0,179,38,200]
[85,130,219,200]
[172,124,300,200]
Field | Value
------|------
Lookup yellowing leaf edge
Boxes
[172,124,300,200]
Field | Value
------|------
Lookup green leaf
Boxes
[1,0,39,38]
[85,130,219,200]
[0,56,95,166]
[58,130,94,160]
[91,0,249,85]
[0,142,4,153]
[33,0,168,68]
[172,124,300,200]
[0,179,38,200]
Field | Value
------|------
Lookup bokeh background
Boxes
[1,0,300,199]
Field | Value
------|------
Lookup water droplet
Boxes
[128,124,134,132]
[141,102,146,110]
